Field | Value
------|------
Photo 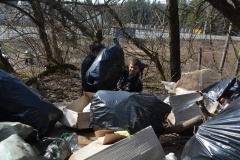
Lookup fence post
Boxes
[198,48,202,70]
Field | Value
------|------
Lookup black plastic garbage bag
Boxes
[86,44,124,90]
[90,90,172,136]
[182,97,240,160]
[0,70,62,137]
[202,78,240,104]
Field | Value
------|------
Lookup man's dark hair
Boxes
[90,43,105,53]
[129,58,141,67]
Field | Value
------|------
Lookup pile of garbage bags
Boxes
[3,63,240,159]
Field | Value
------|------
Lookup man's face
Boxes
[129,64,140,77]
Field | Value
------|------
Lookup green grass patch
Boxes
[230,50,240,63]
[1,44,15,53]
[143,82,164,88]
[18,72,34,79]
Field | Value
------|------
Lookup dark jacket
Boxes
[114,70,143,92]
[81,53,98,93]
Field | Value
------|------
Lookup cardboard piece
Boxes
[69,126,165,160]
[98,134,127,145]
[70,139,111,160]
[59,92,95,129]
[94,129,127,145]
[167,92,218,126]
[95,130,114,137]
[78,136,94,145]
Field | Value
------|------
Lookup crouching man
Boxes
[114,58,143,93]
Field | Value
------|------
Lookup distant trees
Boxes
[180,0,232,35]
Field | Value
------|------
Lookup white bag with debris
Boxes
[0,134,36,160]
[0,122,35,142]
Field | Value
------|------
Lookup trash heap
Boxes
[2,62,240,159]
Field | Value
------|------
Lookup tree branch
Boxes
[25,63,79,85]
[45,0,95,40]
[205,0,240,28]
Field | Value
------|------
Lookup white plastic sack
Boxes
[0,134,36,160]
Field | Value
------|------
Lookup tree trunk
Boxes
[49,9,63,63]
[29,0,58,65]
[166,0,181,82]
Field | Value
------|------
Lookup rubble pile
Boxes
[1,66,240,160]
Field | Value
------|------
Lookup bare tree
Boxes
[166,0,181,82]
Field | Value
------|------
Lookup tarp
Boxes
[86,44,124,90]
[0,69,62,137]
[182,97,240,160]
[90,90,172,136]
